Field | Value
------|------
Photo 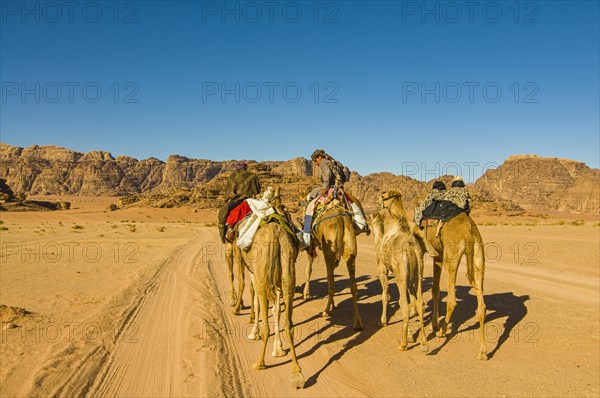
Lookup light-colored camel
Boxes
[369,191,428,352]
[242,188,305,388]
[304,197,363,330]
[424,212,488,360]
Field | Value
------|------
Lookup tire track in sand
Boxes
[82,228,247,397]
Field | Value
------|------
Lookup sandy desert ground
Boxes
[0,196,599,397]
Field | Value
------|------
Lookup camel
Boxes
[303,196,363,330]
[423,210,488,360]
[369,191,428,352]
[241,188,305,388]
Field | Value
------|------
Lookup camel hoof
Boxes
[290,372,305,389]
[253,362,266,371]
[409,308,418,318]
[303,293,312,300]
[436,329,446,338]
[398,344,408,351]
[420,344,430,353]
[248,332,260,341]
[229,297,237,307]
[407,334,416,343]
[354,321,364,331]
[321,311,329,318]
[378,321,387,327]
[477,352,489,361]
[271,347,286,357]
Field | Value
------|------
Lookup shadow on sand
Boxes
[422,277,530,359]
[263,273,529,382]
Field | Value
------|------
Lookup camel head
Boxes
[367,211,385,245]
[379,190,402,208]
[379,190,409,220]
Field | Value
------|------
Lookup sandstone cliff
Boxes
[1,143,597,214]
[474,154,600,214]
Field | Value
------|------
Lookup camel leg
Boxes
[271,290,285,357]
[247,275,260,341]
[280,238,305,388]
[397,254,410,351]
[416,254,429,352]
[469,242,488,360]
[249,278,256,324]
[346,255,364,330]
[232,244,245,315]
[225,243,237,307]
[283,278,305,388]
[407,270,418,319]
[431,259,442,333]
[303,251,314,300]
[439,247,462,337]
[377,266,389,326]
[322,255,336,317]
[253,292,270,370]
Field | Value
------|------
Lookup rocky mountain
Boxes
[0,178,70,212]
[1,143,598,214]
[475,155,600,214]
[0,143,314,196]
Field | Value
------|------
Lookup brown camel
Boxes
[240,188,305,388]
[423,212,488,360]
[304,197,363,330]
[369,191,428,352]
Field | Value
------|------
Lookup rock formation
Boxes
[1,143,597,214]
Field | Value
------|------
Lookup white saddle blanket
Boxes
[236,198,275,250]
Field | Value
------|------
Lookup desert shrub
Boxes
[0,226,8,231]
[72,225,84,230]
[157,226,166,232]
[570,220,585,226]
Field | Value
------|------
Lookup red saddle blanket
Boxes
[226,201,252,226]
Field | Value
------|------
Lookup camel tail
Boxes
[265,239,281,302]
[413,238,424,277]
[466,224,485,286]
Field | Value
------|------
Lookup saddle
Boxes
[311,187,353,230]
[228,198,301,247]
[224,201,253,243]
[422,200,469,223]
[420,207,469,238]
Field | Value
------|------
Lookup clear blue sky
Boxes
[1,0,598,181]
